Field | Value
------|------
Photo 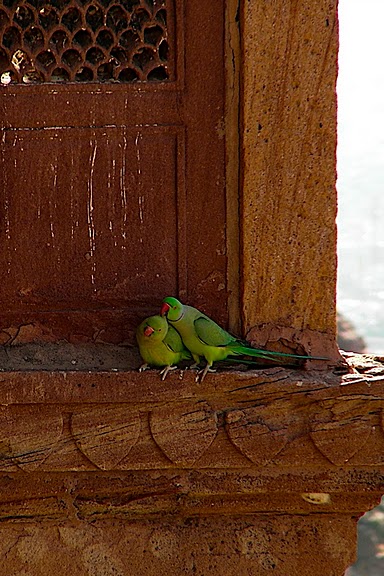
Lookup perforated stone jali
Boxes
[0,0,171,84]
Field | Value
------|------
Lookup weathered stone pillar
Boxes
[241,0,340,361]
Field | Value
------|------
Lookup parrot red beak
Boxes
[144,326,155,337]
[161,302,170,316]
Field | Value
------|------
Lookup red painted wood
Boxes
[0,0,228,343]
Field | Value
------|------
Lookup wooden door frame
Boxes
[225,0,241,336]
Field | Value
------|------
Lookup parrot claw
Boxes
[188,362,200,371]
[139,363,149,373]
[160,365,177,380]
[195,365,216,383]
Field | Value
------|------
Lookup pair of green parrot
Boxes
[136,297,325,381]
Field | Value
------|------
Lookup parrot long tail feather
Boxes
[221,358,277,366]
[229,343,328,361]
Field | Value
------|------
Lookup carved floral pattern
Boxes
[0,405,63,471]
[71,405,140,469]
[225,406,289,465]
[149,401,218,467]
[309,398,373,466]
[0,398,382,471]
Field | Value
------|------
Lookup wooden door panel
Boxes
[0,0,228,344]
[0,125,184,308]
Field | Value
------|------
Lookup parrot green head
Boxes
[161,296,184,321]
[138,315,168,341]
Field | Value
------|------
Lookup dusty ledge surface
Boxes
[0,342,141,372]
[0,341,349,373]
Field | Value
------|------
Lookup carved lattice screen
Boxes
[0,0,172,84]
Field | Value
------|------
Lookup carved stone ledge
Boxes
[0,356,382,574]
[0,355,383,480]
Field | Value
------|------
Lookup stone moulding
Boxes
[0,356,383,521]
[0,360,383,472]
[0,393,382,473]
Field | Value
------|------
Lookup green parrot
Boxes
[136,314,191,380]
[160,296,326,381]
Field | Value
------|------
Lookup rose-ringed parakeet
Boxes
[136,314,191,380]
[160,297,326,382]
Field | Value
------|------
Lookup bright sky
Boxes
[337,0,384,351]
[337,0,384,164]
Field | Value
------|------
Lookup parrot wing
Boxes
[164,325,188,354]
[194,316,234,347]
